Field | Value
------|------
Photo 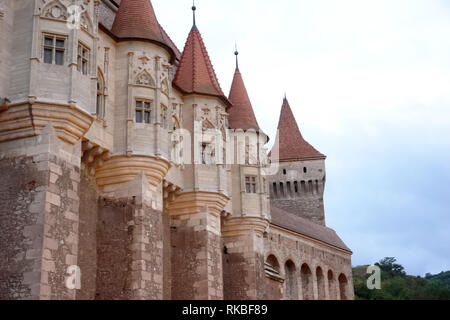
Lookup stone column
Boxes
[0,101,93,300]
[94,156,170,300]
[221,216,269,300]
[167,191,229,300]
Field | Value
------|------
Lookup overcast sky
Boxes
[153,0,450,276]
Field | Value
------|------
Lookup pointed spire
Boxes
[228,51,260,131]
[234,44,239,71]
[270,98,326,161]
[192,1,198,31]
[173,5,230,106]
[111,0,178,61]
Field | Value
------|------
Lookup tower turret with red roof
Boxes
[269,98,327,225]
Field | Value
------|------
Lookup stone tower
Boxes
[269,98,327,225]
[221,51,270,300]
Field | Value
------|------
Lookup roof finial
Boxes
[192,1,198,30]
[234,44,239,71]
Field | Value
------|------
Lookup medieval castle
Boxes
[0,0,354,300]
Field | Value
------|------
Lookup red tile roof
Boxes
[228,70,260,131]
[173,28,230,106]
[270,206,351,252]
[110,0,179,62]
[270,98,326,161]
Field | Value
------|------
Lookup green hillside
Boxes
[353,258,450,300]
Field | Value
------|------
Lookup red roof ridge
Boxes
[270,98,326,161]
[173,28,230,106]
[228,69,261,131]
[270,206,351,252]
[111,0,178,62]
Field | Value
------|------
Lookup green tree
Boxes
[375,257,406,276]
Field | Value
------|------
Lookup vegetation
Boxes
[353,257,450,300]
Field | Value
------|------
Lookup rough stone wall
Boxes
[42,154,81,300]
[0,149,81,300]
[96,197,163,300]
[162,207,172,300]
[0,155,48,299]
[76,169,99,300]
[170,214,223,300]
[264,278,283,300]
[222,233,266,300]
[264,225,354,300]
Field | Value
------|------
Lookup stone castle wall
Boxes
[0,0,353,301]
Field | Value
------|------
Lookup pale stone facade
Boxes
[0,0,354,300]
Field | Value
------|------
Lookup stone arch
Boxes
[79,11,94,33]
[135,70,155,87]
[96,68,106,118]
[161,78,169,95]
[284,260,298,300]
[338,273,348,300]
[202,119,215,131]
[328,270,337,300]
[316,266,326,300]
[266,254,280,273]
[300,263,314,300]
[41,0,68,21]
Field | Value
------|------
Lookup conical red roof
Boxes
[173,28,230,106]
[228,70,260,131]
[270,98,326,161]
[111,0,179,61]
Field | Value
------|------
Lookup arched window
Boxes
[338,274,348,300]
[316,267,326,300]
[266,255,280,274]
[301,264,313,300]
[96,70,105,118]
[285,260,298,300]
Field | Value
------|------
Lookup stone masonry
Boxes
[0,0,354,300]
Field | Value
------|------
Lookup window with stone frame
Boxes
[245,176,257,194]
[136,100,152,124]
[77,42,90,75]
[43,34,67,65]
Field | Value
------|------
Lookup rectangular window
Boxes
[245,176,257,194]
[77,43,90,75]
[136,100,151,124]
[43,35,66,65]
